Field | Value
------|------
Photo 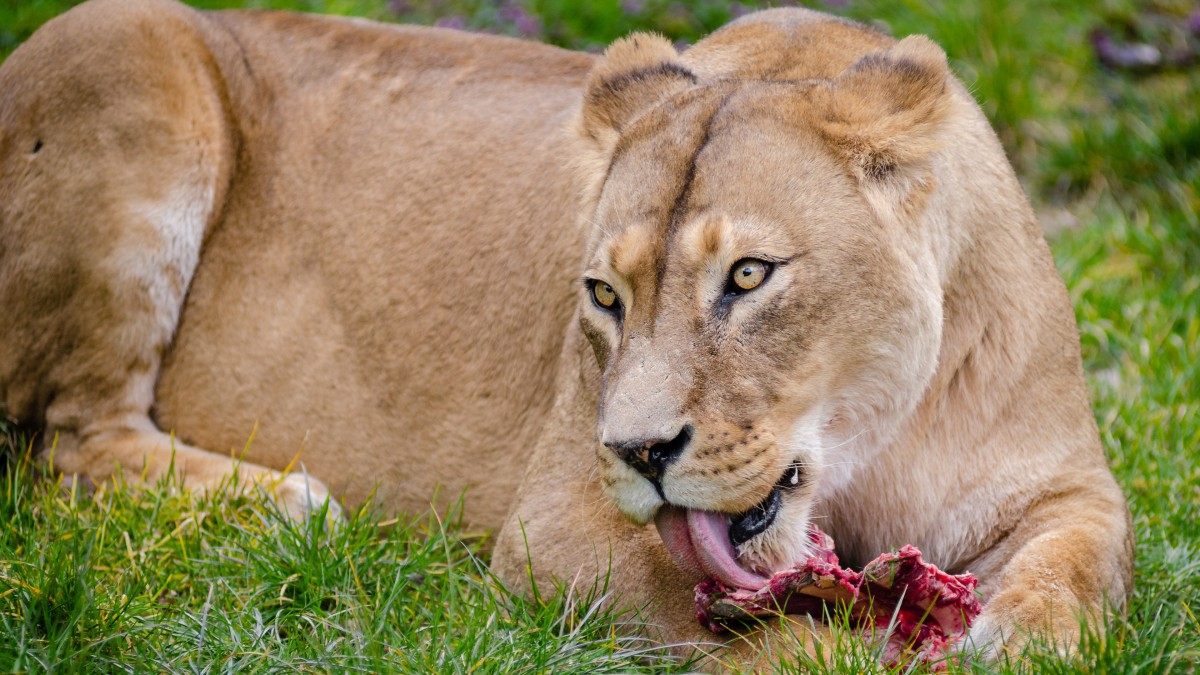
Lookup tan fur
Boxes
[0,0,1132,665]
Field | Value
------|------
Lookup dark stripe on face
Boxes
[653,91,734,309]
[594,85,736,337]
[580,314,613,372]
[592,65,701,191]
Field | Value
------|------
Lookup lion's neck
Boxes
[821,108,1093,570]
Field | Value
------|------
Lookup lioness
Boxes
[0,0,1132,665]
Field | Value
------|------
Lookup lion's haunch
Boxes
[695,526,982,670]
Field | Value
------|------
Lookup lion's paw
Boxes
[961,590,1082,662]
[960,612,1005,661]
[268,471,344,524]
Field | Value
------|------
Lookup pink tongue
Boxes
[654,506,769,591]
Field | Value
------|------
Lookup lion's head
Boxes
[574,20,960,588]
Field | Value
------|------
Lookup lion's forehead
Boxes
[592,87,867,278]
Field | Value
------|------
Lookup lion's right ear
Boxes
[579,33,697,153]
[809,35,955,183]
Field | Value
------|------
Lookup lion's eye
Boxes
[591,280,620,311]
[728,258,771,293]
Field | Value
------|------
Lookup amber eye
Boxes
[592,280,619,310]
[729,258,770,293]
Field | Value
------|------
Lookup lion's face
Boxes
[575,33,953,583]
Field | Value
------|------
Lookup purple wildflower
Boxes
[621,0,645,14]
[435,15,468,31]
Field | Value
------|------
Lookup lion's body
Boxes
[0,0,591,529]
[0,0,1131,663]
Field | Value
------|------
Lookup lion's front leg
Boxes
[490,456,717,650]
[966,483,1133,659]
[489,333,707,647]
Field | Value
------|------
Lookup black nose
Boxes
[605,426,692,482]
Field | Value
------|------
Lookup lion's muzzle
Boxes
[603,425,691,489]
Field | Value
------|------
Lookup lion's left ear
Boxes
[810,35,955,184]
[579,33,697,153]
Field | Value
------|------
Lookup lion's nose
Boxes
[604,426,692,483]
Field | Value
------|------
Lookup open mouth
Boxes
[729,463,801,547]
[654,462,805,591]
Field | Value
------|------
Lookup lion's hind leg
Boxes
[0,0,337,519]
[48,422,340,521]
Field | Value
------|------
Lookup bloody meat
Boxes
[694,526,983,669]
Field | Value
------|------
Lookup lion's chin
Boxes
[604,471,664,525]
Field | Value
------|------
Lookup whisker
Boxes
[821,427,869,451]
[805,460,864,469]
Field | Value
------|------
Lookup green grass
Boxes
[0,453,685,672]
[2,0,1198,672]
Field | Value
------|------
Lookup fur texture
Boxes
[0,0,1132,665]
